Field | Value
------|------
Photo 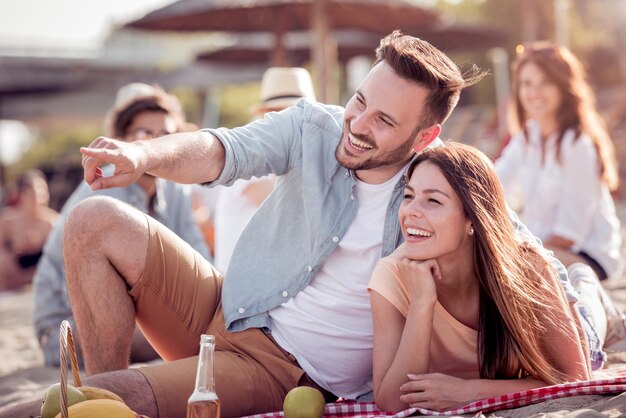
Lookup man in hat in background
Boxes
[212,67,316,273]
[32,82,211,367]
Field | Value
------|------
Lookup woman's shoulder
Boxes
[379,245,411,269]
[372,253,401,275]
[370,251,404,286]
[563,130,595,150]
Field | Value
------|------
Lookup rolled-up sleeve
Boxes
[203,101,309,187]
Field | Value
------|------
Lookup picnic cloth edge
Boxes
[242,366,626,418]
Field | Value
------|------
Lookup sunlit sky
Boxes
[0,0,179,164]
[0,0,177,50]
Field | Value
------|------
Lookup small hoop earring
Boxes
[468,227,474,236]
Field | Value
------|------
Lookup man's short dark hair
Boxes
[374,30,486,127]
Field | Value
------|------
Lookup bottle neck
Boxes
[192,335,217,396]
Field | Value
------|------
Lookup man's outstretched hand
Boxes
[80,137,147,191]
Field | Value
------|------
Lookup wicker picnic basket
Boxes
[48,320,139,418]
[57,320,82,418]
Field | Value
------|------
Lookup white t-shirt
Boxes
[495,121,623,278]
[214,176,271,274]
[269,167,405,399]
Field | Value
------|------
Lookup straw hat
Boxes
[252,67,316,114]
[102,83,184,137]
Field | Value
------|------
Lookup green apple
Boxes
[41,383,87,418]
[283,386,325,418]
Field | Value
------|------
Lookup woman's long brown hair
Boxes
[407,142,579,384]
[510,42,619,191]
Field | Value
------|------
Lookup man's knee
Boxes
[64,196,139,245]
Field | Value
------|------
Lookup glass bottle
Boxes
[186,334,221,418]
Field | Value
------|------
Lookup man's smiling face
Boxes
[336,61,437,184]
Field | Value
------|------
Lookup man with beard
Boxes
[5,31,490,418]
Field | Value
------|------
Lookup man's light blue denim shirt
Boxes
[206,99,577,334]
[33,165,210,364]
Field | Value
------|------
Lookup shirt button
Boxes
[282,291,289,297]
[350,194,355,200]
[238,308,245,314]
[344,171,349,178]
[307,265,313,272]
[332,236,339,243]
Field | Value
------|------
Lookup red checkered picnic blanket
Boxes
[244,367,626,417]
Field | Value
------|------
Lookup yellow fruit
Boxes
[53,399,137,418]
[283,386,325,418]
[41,383,87,418]
[77,386,125,403]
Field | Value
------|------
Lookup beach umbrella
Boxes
[196,30,380,67]
[196,26,505,66]
[126,0,441,103]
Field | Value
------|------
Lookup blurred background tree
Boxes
[435,0,625,86]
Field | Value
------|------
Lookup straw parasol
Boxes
[195,30,380,67]
[196,26,505,66]
[126,0,442,103]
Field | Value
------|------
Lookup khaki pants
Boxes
[131,216,329,418]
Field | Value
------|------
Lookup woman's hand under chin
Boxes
[395,246,441,304]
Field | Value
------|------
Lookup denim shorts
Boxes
[37,324,63,367]
[578,304,607,370]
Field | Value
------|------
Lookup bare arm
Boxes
[371,257,440,412]
[400,373,546,411]
[80,131,225,191]
[543,234,575,249]
[371,291,435,412]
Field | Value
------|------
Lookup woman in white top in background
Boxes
[495,42,622,281]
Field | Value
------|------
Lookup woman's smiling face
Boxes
[517,61,562,124]
[399,161,472,262]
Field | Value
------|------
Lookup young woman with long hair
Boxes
[369,142,591,412]
[496,42,622,281]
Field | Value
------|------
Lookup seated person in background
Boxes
[213,67,316,273]
[0,169,59,291]
[369,142,592,412]
[33,82,210,367]
[495,42,622,281]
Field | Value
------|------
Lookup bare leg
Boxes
[130,326,161,364]
[546,246,588,270]
[64,196,150,374]
[0,369,157,418]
